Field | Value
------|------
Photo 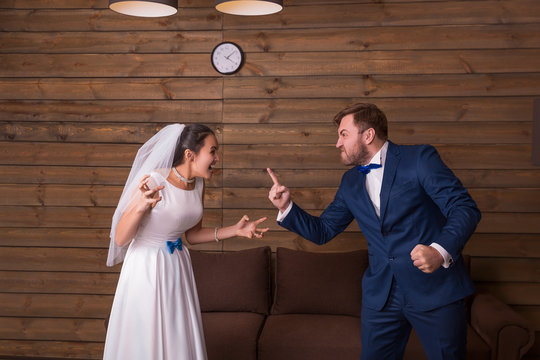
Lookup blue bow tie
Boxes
[166,237,183,254]
[356,163,382,174]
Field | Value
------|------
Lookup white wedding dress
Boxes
[103,173,207,360]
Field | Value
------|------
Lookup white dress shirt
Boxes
[277,141,452,268]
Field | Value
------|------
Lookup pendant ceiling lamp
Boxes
[109,0,178,17]
[215,0,283,16]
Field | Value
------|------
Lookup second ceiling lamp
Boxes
[215,0,283,16]
[109,0,282,17]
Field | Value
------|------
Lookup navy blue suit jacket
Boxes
[280,141,480,311]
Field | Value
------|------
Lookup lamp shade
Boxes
[215,0,283,16]
[109,0,178,17]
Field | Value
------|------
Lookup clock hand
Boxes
[225,52,235,60]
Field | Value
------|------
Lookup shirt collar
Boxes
[366,140,388,167]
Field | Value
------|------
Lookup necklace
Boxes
[172,167,195,184]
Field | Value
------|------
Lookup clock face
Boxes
[211,42,244,75]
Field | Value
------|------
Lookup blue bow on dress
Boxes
[166,237,183,254]
[356,163,382,174]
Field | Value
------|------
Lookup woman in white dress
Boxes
[103,124,268,360]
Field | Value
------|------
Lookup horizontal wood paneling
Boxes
[1,121,531,144]
[0,54,217,77]
[223,1,540,29]
[1,0,539,358]
[0,228,110,247]
[0,248,117,272]
[0,0,490,9]
[221,187,540,212]
[0,78,223,100]
[0,293,113,318]
[0,0,213,8]
[221,169,540,188]
[0,123,226,143]
[0,271,120,294]
[0,228,538,258]
[2,143,534,169]
[222,122,531,144]
[464,234,540,258]
[3,50,540,77]
[0,317,105,341]
[0,9,221,31]
[0,226,220,252]
[0,31,221,53]
[0,246,221,272]
[0,340,103,360]
[1,122,217,143]
[223,74,540,99]
[0,184,222,207]
[0,165,223,187]
[0,98,533,123]
[221,209,540,234]
[0,100,222,123]
[223,144,535,169]
[2,166,540,189]
[475,213,540,234]
[3,24,540,54]
[0,207,221,228]
[222,98,536,123]
[224,24,540,52]
[236,50,540,76]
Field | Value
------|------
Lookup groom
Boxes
[267,103,481,359]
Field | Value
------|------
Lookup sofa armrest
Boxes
[470,293,535,360]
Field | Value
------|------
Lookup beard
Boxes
[340,142,371,166]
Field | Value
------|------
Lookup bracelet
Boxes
[214,227,219,242]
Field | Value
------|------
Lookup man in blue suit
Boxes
[267,103,481,359]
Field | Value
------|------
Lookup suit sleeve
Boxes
[279,182,355,245]
[417,145,481,258]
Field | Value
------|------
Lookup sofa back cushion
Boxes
[271,247,368,317]
[190,246,271,314]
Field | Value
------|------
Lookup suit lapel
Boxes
[379,142,400,222]
[351,170,380,222]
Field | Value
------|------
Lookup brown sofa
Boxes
[189,246,535,360]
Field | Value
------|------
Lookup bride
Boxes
[103,124,268,360]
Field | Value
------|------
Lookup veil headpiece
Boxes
[107,124,185,266]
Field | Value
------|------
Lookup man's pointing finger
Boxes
[267,168,280,186]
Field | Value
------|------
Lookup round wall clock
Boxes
[211,42,244,75]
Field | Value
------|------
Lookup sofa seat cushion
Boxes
[272,248,368,317]
[258,314,362,360]
[191,246,271,314]
[403,325,490,360]
[202,312,266,360]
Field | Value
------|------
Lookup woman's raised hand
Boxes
[235,215,269,239]
[137,174,164,211]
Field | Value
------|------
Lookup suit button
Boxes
[388,257,395,261]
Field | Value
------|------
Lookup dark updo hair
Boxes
[172,124,215,166]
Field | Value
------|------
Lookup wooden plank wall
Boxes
[0,0,539,358]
